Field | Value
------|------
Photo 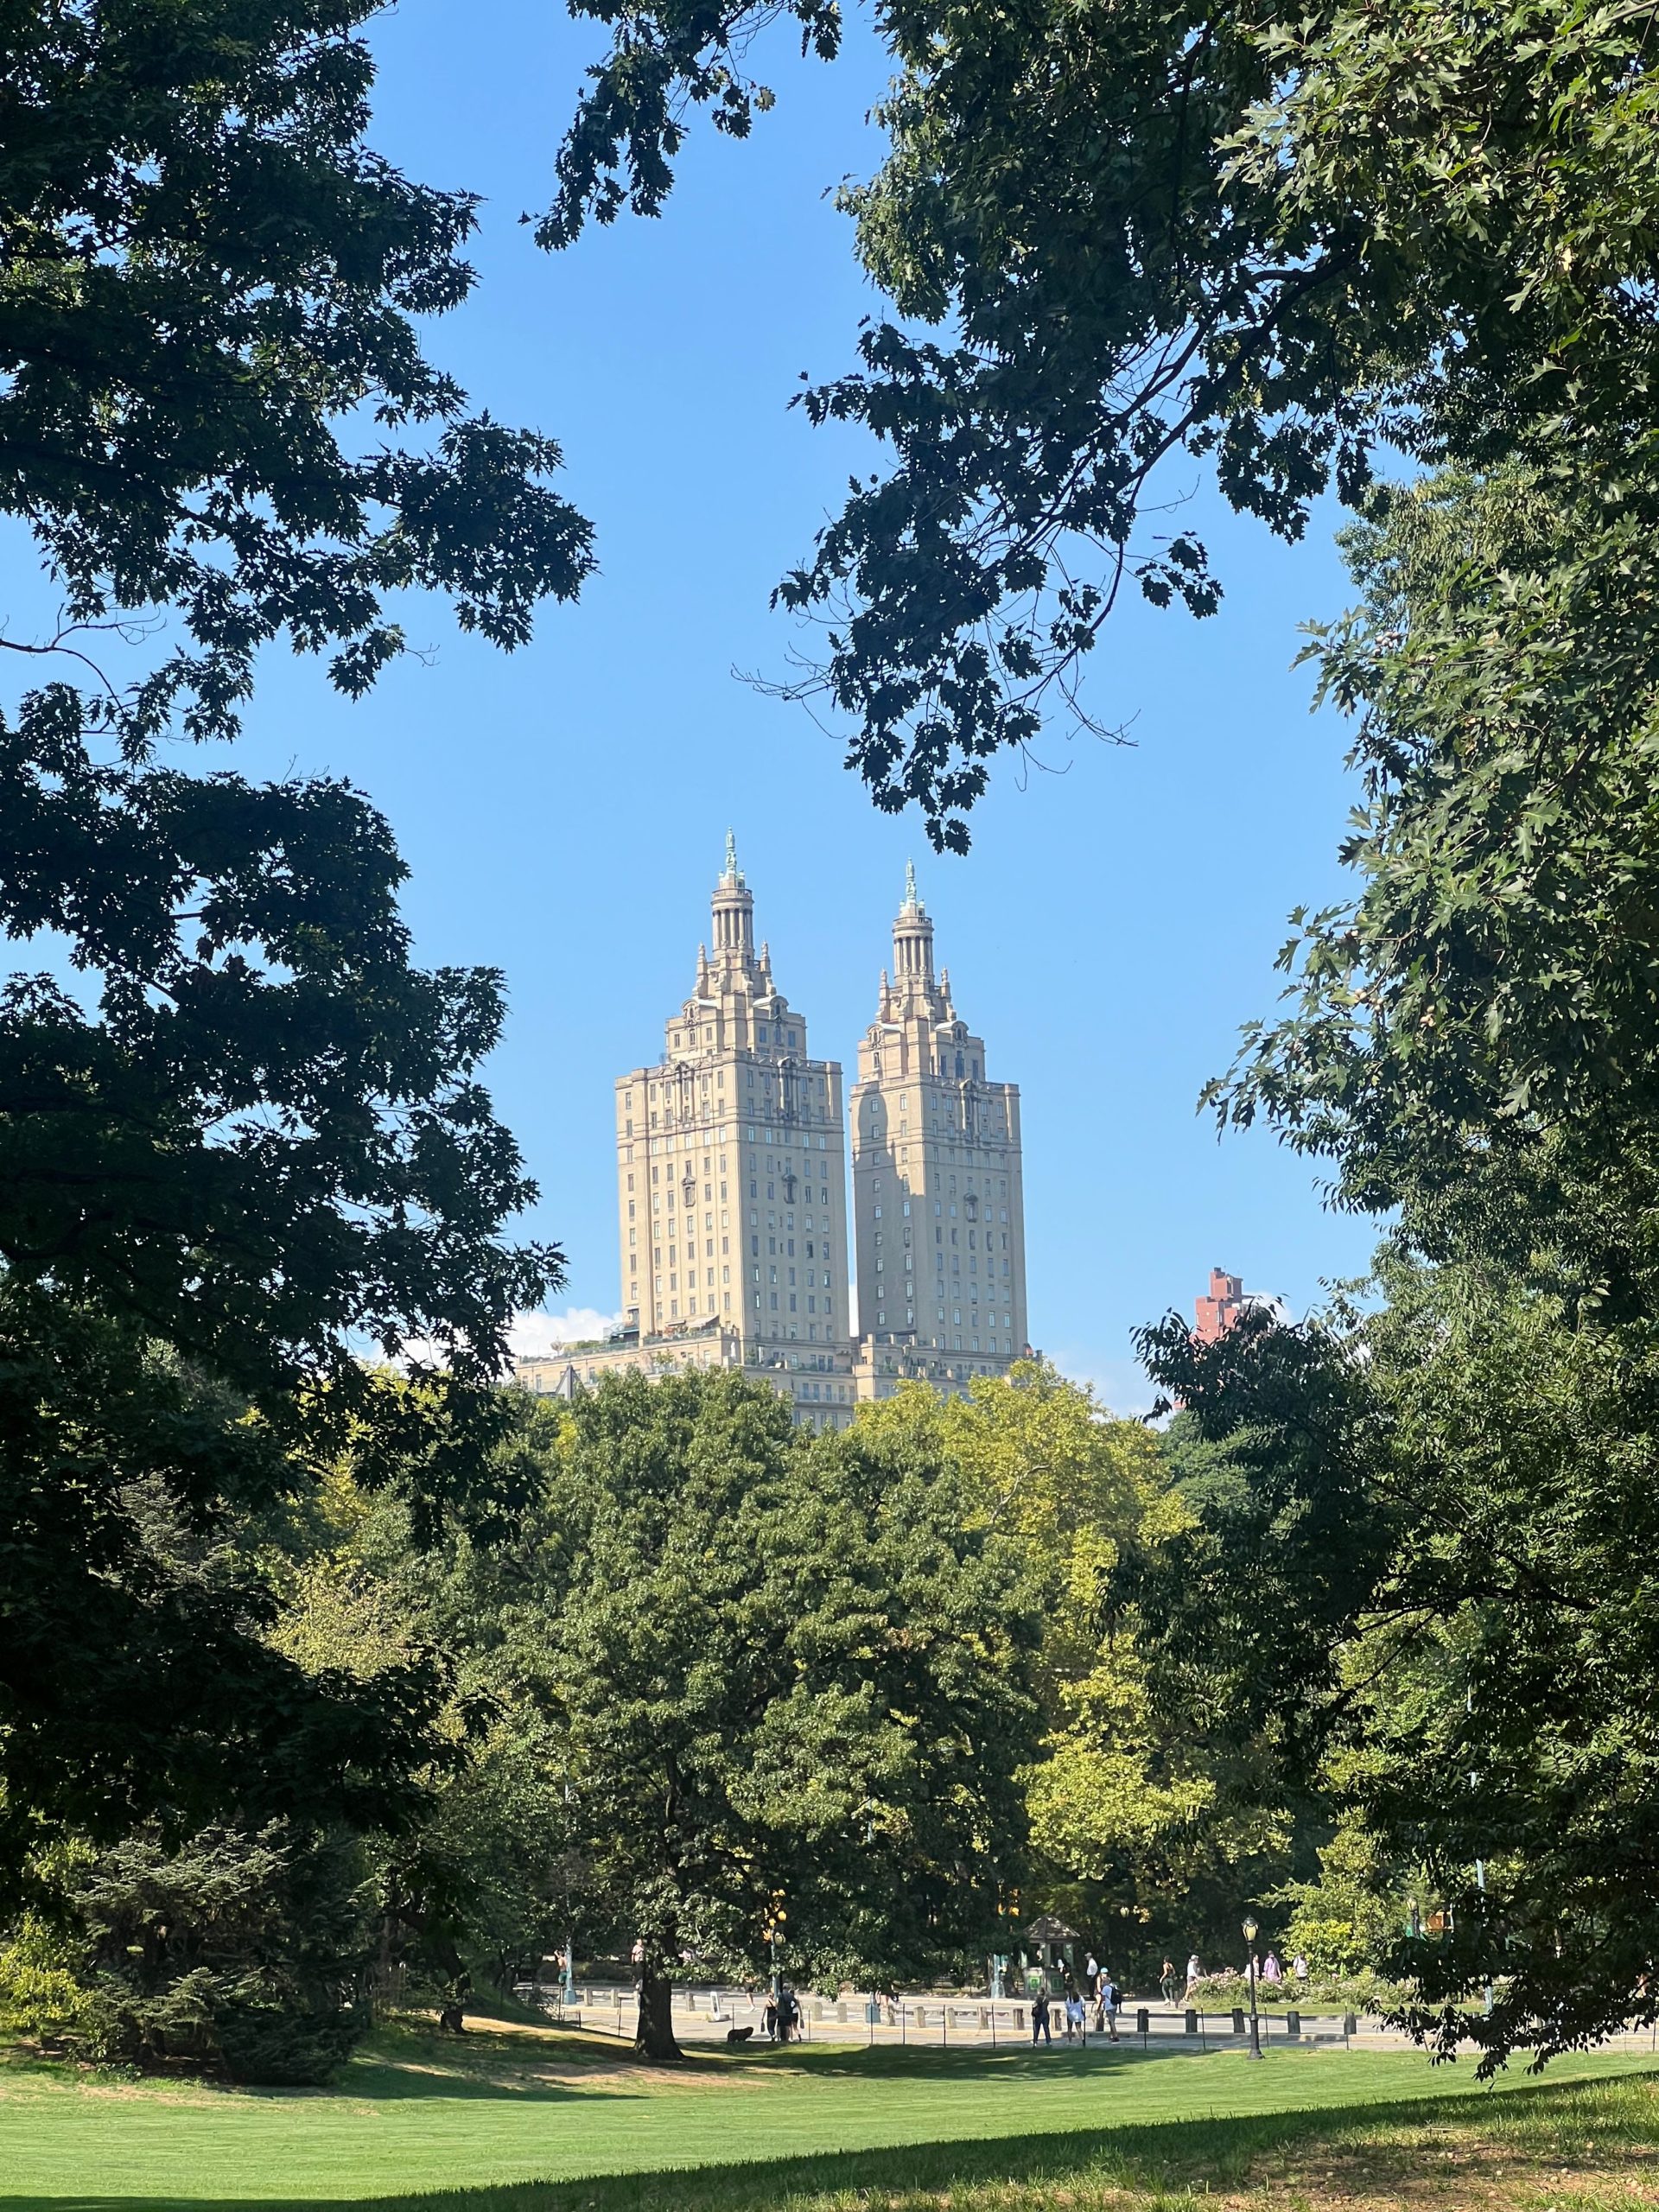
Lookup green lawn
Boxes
[3,2022,1657,2210]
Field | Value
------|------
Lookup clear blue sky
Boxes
[70,0,1387,1407]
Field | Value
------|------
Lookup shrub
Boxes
[0,1915,94,2045]
[63,1820,372,2083]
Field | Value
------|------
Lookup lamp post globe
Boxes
[1242,1916,1263,2061]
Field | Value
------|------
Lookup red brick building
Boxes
[1193,1268,1247,1344]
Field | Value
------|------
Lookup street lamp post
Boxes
[762,1894,787,2041]
[1243,1915,1263,2060]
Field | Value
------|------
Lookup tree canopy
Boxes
[546,0,1659,845]
[425,1369,1040,2057]
[0,0,587,1886]
[855,1365,1303,1979]
[3,0,592,753]
[1117,460,1659,2069]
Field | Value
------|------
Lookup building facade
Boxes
[1192,1266,1289,1343]
[613,833,851,1354]
[850,863,1027,1368]
[514,846,1030,1427]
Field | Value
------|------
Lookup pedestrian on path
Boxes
[1032,1988,1052,2046]
[1065,1991,1085,2044]
[1100,1972,1121,2043]
[1160,1959,1178,2003]
[1185,1953,1203,1990]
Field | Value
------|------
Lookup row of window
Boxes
[668,1021,801,1052]
[637,1127,833,1158]
[870,1320,1015,1357]
[754,1264,833,1289]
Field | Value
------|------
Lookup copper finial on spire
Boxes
[721,828,743,887]
[903,857,918,909]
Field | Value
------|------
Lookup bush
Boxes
[61,1820,372,2083]
[1186,1968,1407,2014]
[0,1914,95,2046]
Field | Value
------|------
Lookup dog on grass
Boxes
[725,2024,754,2045]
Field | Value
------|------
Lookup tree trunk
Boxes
[633,1969,683,2062]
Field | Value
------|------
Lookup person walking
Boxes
[1292,1953,1310,1986]
[1084,1952,1099,1999]
[762,1992,778,2042]
[1185,1953,1203,1991]
[1160,1958,1178,2004]
[1100,1970,1121,2044]
[1031,1987,1052,2047]
[1065,1989,1085,2045]
[1262,1950,1283,1986]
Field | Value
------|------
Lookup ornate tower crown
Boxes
[710,830,754,964]
[892,859,935,984]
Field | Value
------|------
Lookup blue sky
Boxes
[29,0,1386,1409]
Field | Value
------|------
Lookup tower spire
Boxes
[710,832,754,961]
[892,861,935,983]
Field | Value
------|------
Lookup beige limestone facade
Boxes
[513,845,1030,1427]
[850,864,1027,1373]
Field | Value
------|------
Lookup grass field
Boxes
[3,2021,1657,2211]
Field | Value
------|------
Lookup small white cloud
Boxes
[508,1308,625,1359]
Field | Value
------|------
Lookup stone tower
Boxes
[849,865,1027,1367]
[613,836,851,1355]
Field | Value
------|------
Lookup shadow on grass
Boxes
[331,2026,655,2106]
[343,2024,1157,2101]
[29,2063,1659,2212]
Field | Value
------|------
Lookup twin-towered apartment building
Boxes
[514,838,1032,1429]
